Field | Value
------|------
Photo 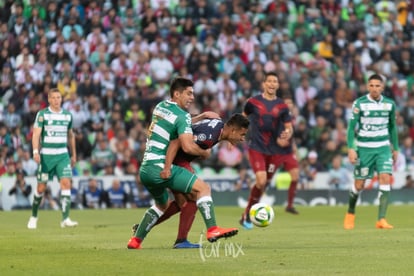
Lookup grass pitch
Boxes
[1,205,413,276]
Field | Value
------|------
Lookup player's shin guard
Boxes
[135,205,164,239]
[31,191,43,217]
[378,185,391,220]
[197,196,216,229]
[61,190,71,220]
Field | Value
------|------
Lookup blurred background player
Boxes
[239,71,299,230]
[27,88,78,229]
[132,113,249,248]
[344,74,399,230]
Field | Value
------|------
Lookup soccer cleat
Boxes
[60,218,79,228]
[239,219,253,230]
[173,240,200,249]
[206,226,238,242]
[127,237,142,249]
[343,213,355,230]
[27,216,38,229]
[285,207,299,215]
[376,218,394,229]
[239,215,253,230]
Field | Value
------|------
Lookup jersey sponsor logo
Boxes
[198,134,207,141]
[360,103,392,111]
[364,111,370,116]
[360,167,369,177]
[38,116,44,122]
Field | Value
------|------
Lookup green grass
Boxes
[1,205,413,276]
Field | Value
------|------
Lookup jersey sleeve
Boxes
[347,100,360,149]
[280,103,292,124]
[243,99,253,116]
[33,110,44,129]
[176,113,193,136]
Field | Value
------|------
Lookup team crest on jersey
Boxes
[197,134,207,141]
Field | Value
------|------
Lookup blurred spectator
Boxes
[401,175,414,189]
[39,186,59,210]
[299,150,323,190]
[91,138,114,175]
[21,148,37,176]
[327,154,350,190]
[105,179,128,208]
[8,169,31,210]
[82,178,105,209]
[233,167,253,191]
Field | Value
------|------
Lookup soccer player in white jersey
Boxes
[344,74,399,230]
[27,88,78,229]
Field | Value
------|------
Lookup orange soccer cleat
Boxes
[375,218,394,229]
[343,213,355,230]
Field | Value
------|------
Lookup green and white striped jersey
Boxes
[34,107,73,155]
[347,94,399,150]
[142,100,193,166]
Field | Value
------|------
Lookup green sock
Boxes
[31,194,43,217]
[197,196,217,229]
[135,208,160,239]
[378,188,390,220]
[347,191,359,214]
[60,195,71,220]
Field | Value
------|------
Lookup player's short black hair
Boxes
[368,74,384,83]
[263,71,279,82]
[226,113,250,129]
[169,76,194,98]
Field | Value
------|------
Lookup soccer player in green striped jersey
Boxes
[27,88,78,229]
[344,74,399,230]
[127,77,238,249]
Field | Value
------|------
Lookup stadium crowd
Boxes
[1,0,414,189]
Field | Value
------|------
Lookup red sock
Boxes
[244,185,263,220]
[176,201,197,242]
[155,201,180,226]
[287,180,298,208]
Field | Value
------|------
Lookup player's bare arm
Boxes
[160,139,181,179]
[179,133,211,159]
[32,127,42,163]
[191,111,221,123]
[68,128,77,167]
[277,122,293,147]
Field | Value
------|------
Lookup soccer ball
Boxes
[249,203,274,227]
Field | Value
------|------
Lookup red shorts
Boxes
[173,158,194,173]
[248,148,299,180]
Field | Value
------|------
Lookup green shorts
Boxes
[139,163,197,205]
[354,146,393,179]
[37,153,72,183]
